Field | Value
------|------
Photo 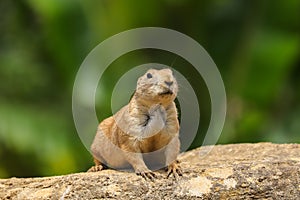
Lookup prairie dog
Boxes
[88,68,182,179]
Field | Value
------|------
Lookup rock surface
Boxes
[0,143,299,199]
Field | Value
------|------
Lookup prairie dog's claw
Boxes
[136,170,157,180]
[87,165,103,172]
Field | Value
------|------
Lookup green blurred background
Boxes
[0,0,299,178]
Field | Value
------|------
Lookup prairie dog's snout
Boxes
[159,70,176,88]
[164,80,173,87]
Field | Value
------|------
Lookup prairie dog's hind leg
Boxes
[87,157,105,172]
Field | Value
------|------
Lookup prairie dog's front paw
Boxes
[157,106,167,122]
[166,160,182,180]
[149,104,161,114]
[149,108,166,133]
[149,105,166,122]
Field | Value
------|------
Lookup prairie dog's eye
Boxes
[147,73,152,79]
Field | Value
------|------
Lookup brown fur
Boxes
[88,68,182,179]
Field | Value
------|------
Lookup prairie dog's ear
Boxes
[145,69,157,76]
[162,68,173,74]
[137,69,156,87]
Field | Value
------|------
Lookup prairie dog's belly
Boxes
[135,132,172,170]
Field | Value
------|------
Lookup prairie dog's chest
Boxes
[139,120,177,152]
[139,132,173,153]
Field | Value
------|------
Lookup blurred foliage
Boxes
[0,0,299,178]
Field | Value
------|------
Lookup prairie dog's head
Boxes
[136,68,178,104]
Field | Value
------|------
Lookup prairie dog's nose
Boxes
[165,81,173,86]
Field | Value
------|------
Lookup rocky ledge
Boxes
[0,143,299,199]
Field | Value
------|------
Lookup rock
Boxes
[0,143,299,199]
